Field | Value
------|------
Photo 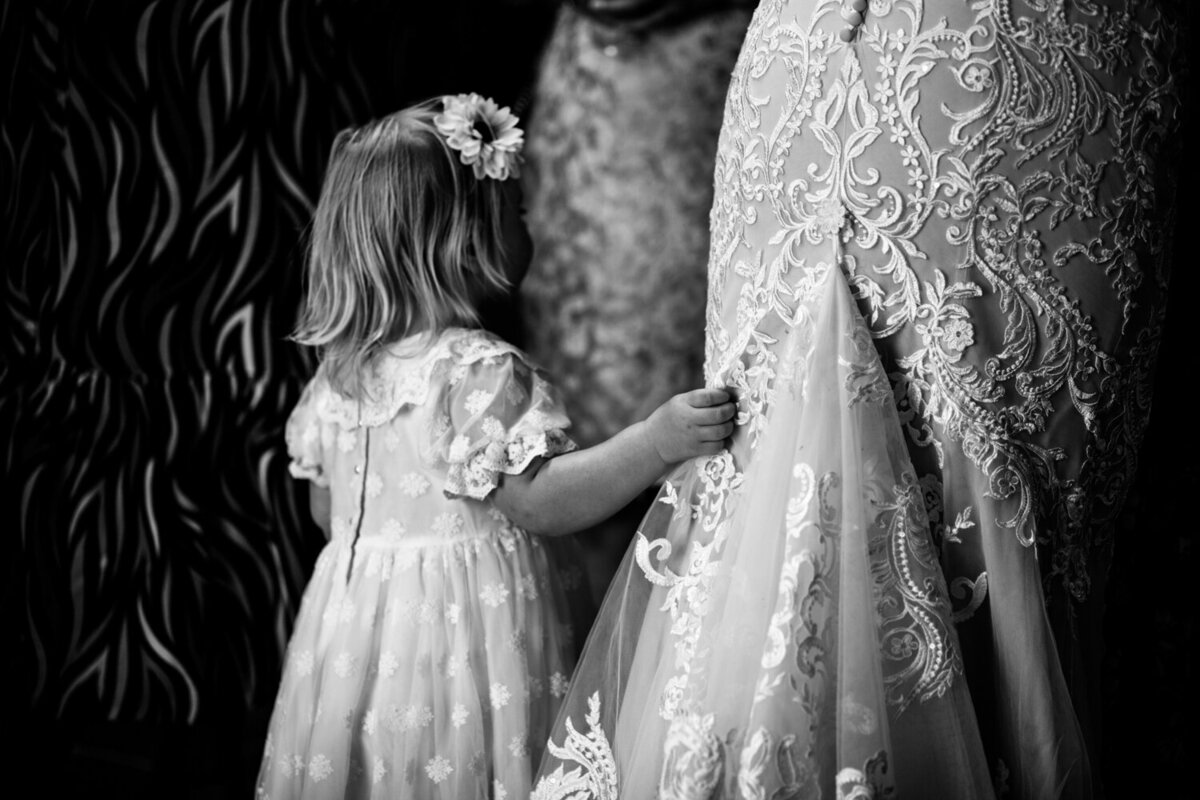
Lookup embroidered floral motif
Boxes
[532,693,619,800]
[950,571,988,624]
[843,695,879,736]
[509,734,529,759]
[424,755,453,784]
[761,464,819,673]
[658,712,724,800]
[398,472,430,497]
[481,416,505,440]
[306,328,525,429]
[292,650,314,678]
[634,450,745,723]
[702,0,1184,606]
[308,754,333,783]
[479,583,509,608]
[401,704,433,731]
[333,652,358,678]
[445,428,576,500]
[835,750,893,800]
[379,518,406,541]
[465,389,495,416]
[277,753,305,778]
[867,471,961,710]
[432,512,464,538]
[515,575,539,600]
[841,324,892,406]
[490,682,512,710]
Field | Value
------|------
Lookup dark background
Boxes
[2,1,1194,796]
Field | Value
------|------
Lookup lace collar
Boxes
[313,328,522,429]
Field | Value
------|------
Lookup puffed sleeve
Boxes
[435,352,576,500]
[284,378,330,488]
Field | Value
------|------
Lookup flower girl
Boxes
[255,94,736,799]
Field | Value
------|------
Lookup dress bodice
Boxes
[286,328,576,553]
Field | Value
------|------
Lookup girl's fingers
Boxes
[694,419,735,442]
[694,402,737,425]
[686,387,731,408]
[698,421,735,441]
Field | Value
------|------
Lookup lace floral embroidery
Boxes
[867,471,962,710]
[532,693,619,800]
[659,712,724,800]
[311,328,524,430]
[445,428,575,500]
[705,0,1184,604]
[635,450,743,722]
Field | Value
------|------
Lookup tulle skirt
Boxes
[257,529,575,799]
[534,262,995,799]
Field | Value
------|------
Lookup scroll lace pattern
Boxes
[534,0,1183,794]
[867,470,962,711]
[705,0,1183,602]
[742,466,847,797]
[530,693,618,800]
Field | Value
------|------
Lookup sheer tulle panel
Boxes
[535,266,993,799]
[259,533,573,799]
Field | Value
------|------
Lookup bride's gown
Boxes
[533,1,1184,798]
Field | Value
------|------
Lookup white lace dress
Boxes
[533,1,1185,798]
[256,328,578,799]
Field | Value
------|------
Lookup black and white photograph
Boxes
[4,1,1195,797]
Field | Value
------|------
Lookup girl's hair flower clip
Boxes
[434,93,524,181]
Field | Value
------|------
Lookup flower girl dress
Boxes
[258,328,578,799]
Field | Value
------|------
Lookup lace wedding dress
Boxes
[533,1,1184,798]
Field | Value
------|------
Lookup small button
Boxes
[843,10,863,25]
[354,465,362,474]
[839,27,856,42]
[851,0,868,11]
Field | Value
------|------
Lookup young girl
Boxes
[256,95,735,800]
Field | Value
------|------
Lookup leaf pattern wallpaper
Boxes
[1,0,1194,794]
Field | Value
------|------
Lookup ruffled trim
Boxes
[313,329,524,429]
[445,428,577,500]
[287,459,329,488]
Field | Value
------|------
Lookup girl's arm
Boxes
[309,485,332,538]
[492,388,735,536]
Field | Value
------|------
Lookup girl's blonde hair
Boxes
[293,99,512,397]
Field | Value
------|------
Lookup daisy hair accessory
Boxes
[434,93,524,181]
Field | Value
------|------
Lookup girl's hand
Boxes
[645,388,737,464]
